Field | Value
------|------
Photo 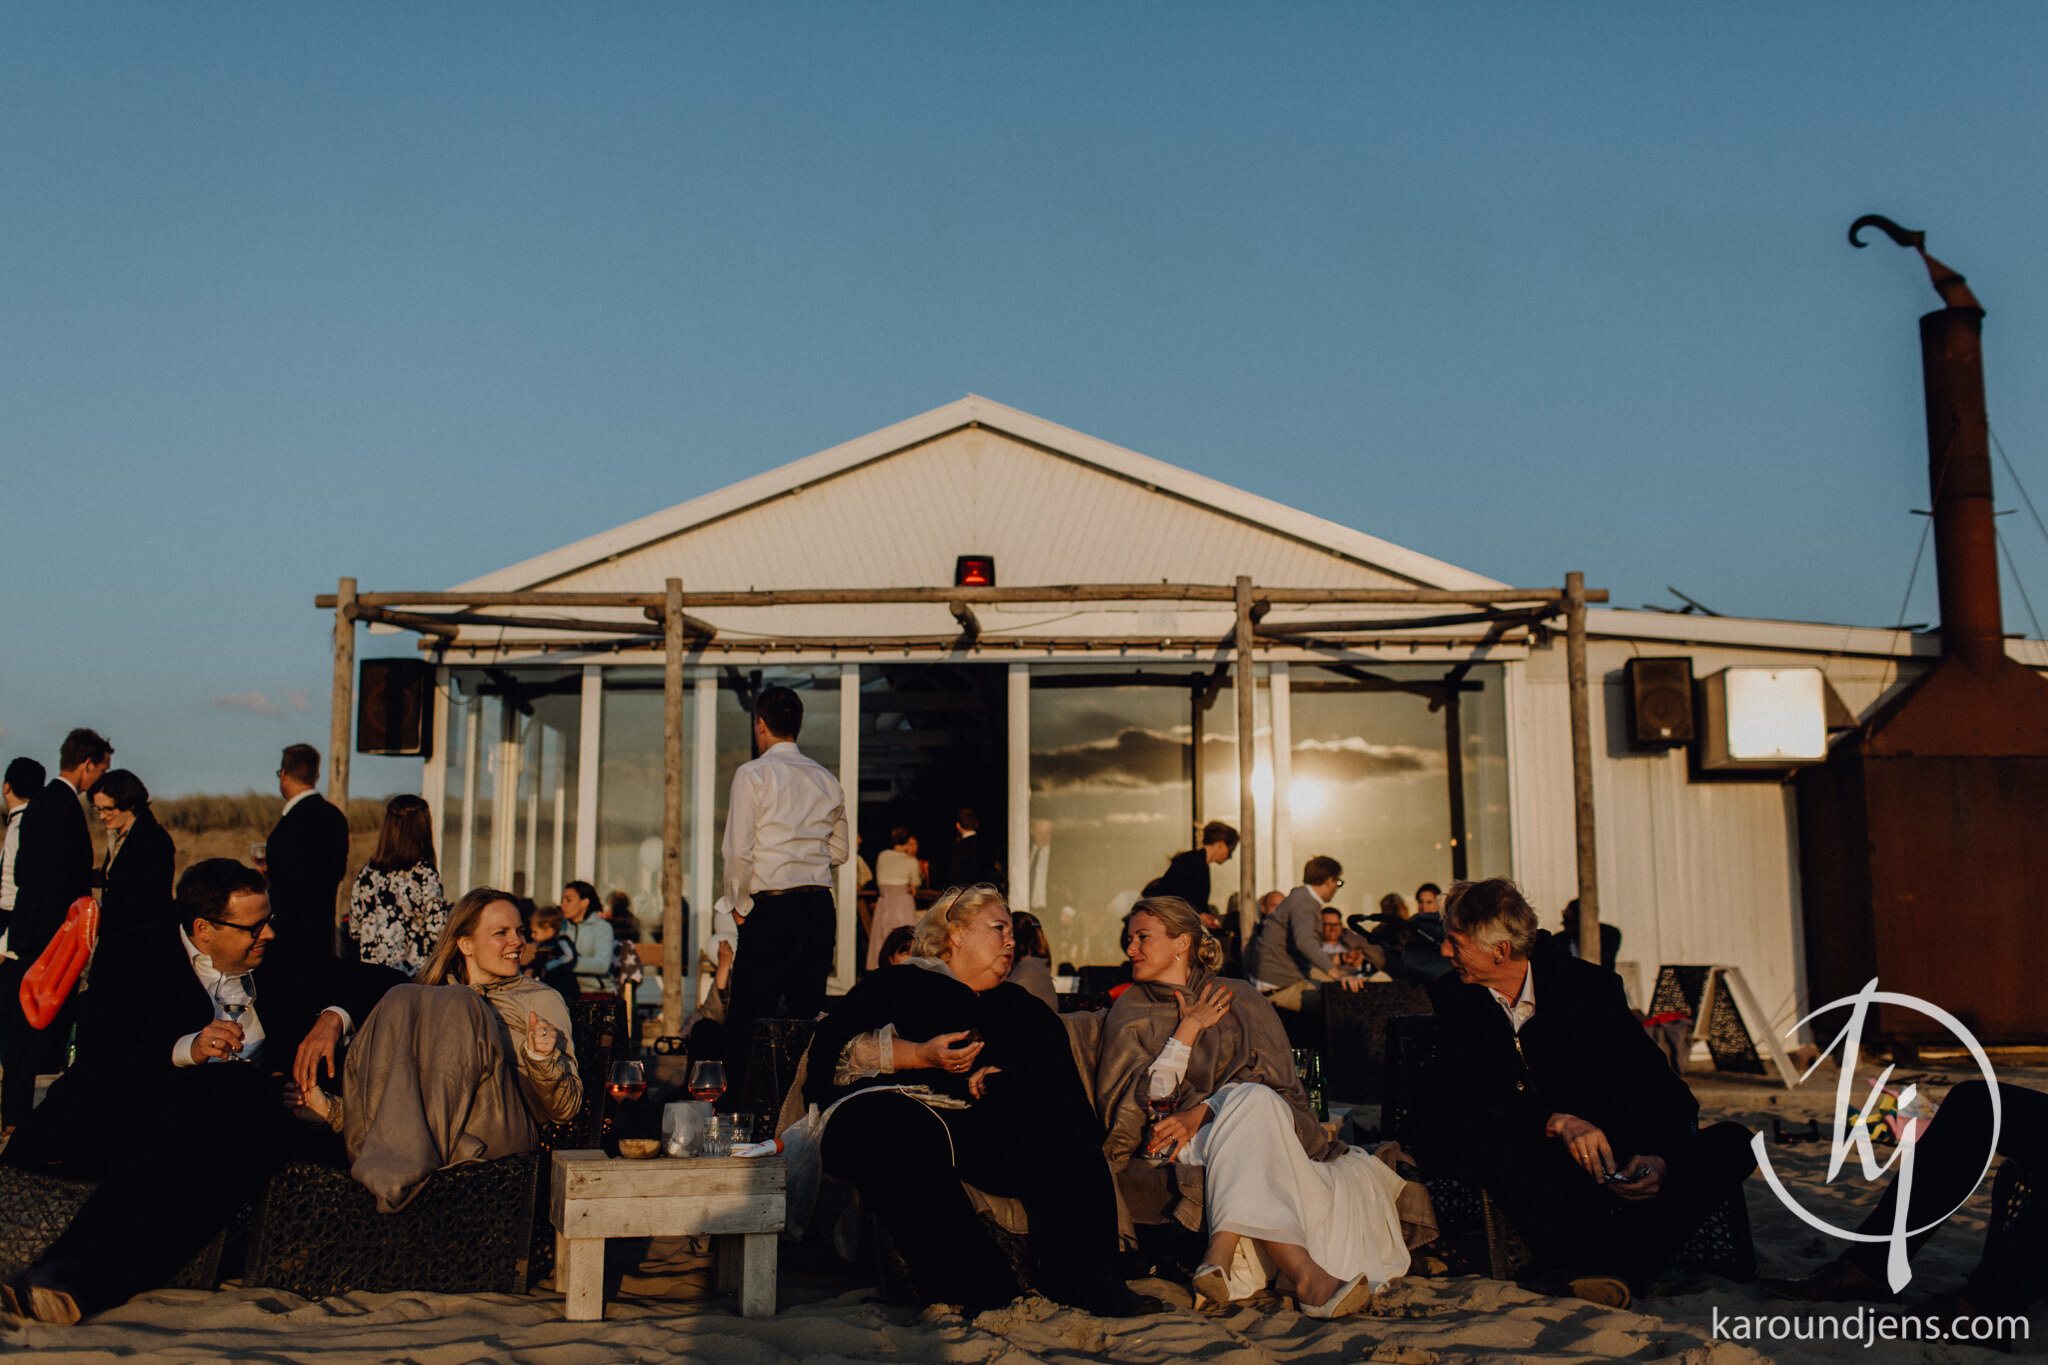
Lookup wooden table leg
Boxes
[737,1231,777,1318]
[558,1234,606,1321]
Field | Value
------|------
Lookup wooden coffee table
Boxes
[550,1149,787,1320]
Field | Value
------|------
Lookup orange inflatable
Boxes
[20,895,99,1030]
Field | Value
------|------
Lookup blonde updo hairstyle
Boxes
[1129,895,1226,973]
[911,882,1010,961]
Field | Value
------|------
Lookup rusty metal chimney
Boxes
[1851,215,2004,670]
[1796,219,2048,1043]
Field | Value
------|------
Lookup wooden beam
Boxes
[662,578,686,1041]
[319,585,1609,610]
[427,630,1540,655]
[1233,576,1257,922]
[329,577,356,955]
[1565,571,1601,964]
[639,606,720,638]
[1256,605,1556,636]
[353,604,460,640]
[948,599,981,642]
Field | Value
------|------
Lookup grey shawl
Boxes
[341,981,579,1212]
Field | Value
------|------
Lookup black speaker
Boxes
[1625,657,1694,747]
[358,659,435,757]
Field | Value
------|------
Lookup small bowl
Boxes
[617,1138,661,1159]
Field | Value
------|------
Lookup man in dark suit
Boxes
[1559,897,1623,972]
[2,858,401,1323]
[1428,877,1755,1309]
[265,743,350,961]
[945,807,994,889]
[1,729,111,1132]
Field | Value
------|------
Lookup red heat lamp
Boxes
[954,555,996,588]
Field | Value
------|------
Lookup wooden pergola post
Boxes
[662,577,686,1040]
[1233,576,1257,919]
[1564,571,1602,963]
[329,576,356,952]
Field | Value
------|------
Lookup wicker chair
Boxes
[1383,1012,1756,1283]
[0,1166,233,1289]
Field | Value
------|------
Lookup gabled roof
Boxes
[453,395,1504,594]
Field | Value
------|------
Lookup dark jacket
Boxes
[11,778,94,964]
[1144,848,1212,911]
[1427,935,1696,1166]
[267,792,350,955]
[944,832,993,892]
[9,922,405,1172]
[801,962,1089,1130]
[99,810,177,948]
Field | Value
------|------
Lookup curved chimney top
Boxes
[1850,215,1982,310]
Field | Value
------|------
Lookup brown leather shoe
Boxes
[1758,1258,1896,1304]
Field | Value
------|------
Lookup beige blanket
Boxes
[342,984,562,1212]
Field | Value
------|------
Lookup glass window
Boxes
[595,667,689,939]
[1027,664,1239,970]
[446,668,581,901]
[1284,663,1511,920]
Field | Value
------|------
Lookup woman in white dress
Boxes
[865,827,922,970]
[1094,895,1413,1319]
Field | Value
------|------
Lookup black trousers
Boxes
[724,886,834,1098]
[0,959,72,1129]
[17,1062,319,1314]
[821,1088,1125,1312]
[1844,1080,2048,1313]
[1473,1120,1757,1288]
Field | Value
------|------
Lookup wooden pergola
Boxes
[318,575,1610,1034]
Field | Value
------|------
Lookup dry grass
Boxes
[109,793,389,907]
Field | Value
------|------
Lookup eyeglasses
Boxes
[203,914,273,937]
[92,803,121,817]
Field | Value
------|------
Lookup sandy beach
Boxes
[3,1059,2036,1364]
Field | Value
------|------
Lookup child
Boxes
[529,904,579,997]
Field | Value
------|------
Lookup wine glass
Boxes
[688,1059,727,1105]
[1146,1091,1179,1161]
[216,975,255,1060]
[607,1060,647,1103]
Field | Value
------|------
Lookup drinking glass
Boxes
[1145,1092,1179,1161]
[688,1060,727,1105]
[608,1060,647,1103]
[216,975,255,1060]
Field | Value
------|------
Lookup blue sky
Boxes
[6,4,2048,796]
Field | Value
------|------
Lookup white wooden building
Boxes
[339,396,2048,1036]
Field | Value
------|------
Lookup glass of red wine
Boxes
[607,1060,647,1103]
[1147,1093,1179,1161]
[688,1060,727,1105]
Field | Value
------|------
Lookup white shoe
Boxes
[1300,1273,1373,1320]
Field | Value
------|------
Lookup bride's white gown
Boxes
[1180,1081,1411,1299]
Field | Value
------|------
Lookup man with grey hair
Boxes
[1427,877,1754,1310]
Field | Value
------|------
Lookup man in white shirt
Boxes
[0,757,48,957]
[720,685,847,1093]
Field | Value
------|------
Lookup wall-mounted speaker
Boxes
[358,659,435,757]
[1625,657,1694,748]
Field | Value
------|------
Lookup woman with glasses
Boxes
[88,770,176,952]
[299,887,580,1210]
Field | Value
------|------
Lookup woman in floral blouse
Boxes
[348,794,448,974]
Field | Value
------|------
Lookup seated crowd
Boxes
[2,817,1782,1328]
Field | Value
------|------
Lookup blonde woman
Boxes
[301,887,581,1210]
[800,883,1159,1318]
[1095,895,1413,1318]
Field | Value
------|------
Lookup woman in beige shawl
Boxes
[1095,896,1411,1318]
[302,887,582,1210]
